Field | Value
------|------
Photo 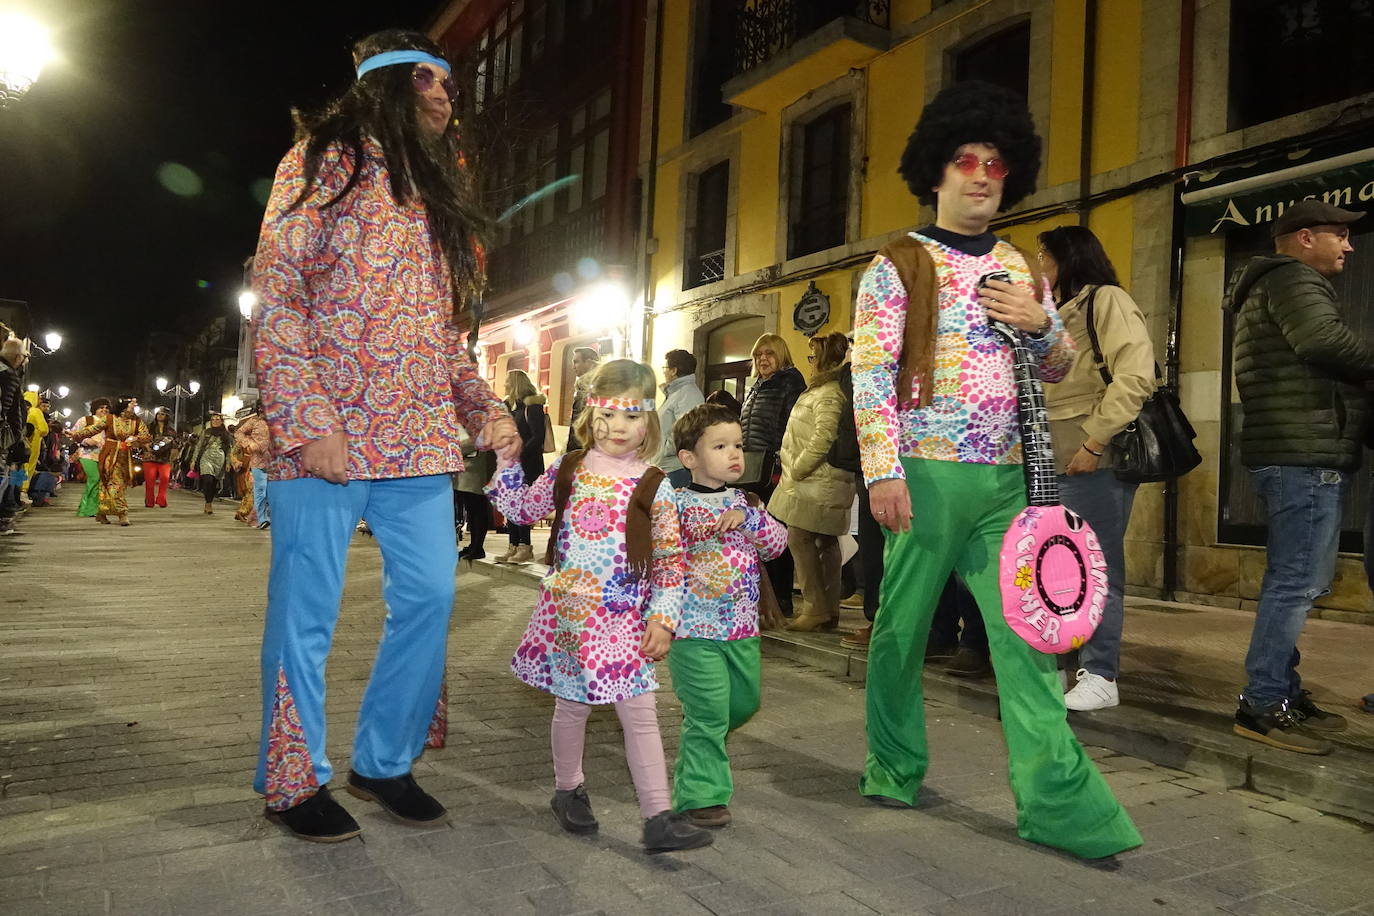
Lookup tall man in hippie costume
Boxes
[851,81,1141,859]
[251,30,519,842]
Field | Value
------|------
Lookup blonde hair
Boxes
[572,359,661,461]
[751,333,794,374]
[504,368,538,404]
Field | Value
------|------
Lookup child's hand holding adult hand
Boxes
[715,508,746,533]
[640,622,672,661]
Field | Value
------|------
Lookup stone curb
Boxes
[462,558,1374,826]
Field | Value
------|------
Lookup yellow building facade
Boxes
[639,0,1374,620]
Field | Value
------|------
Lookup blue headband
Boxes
[356,50,451,80]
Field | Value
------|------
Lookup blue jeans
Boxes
[251,468,270,526]
[1059,470,1138,679]
[254,474,456,809]
[1242,465,1346,709]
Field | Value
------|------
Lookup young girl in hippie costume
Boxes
[486,359,713,854]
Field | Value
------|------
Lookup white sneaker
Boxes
[1064,669,1119,711]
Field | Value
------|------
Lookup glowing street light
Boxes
[43,331,61,352]
[237,290,258,319]
[157,378,202,431]
[0,12,56,107]
[56,385,68,398]
[61,407,70,417]
[513,321,536,348]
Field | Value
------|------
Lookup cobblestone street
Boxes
[3,493,1374,915]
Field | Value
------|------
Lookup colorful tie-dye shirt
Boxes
[673,486,789,641]
[488,451,685,704]
[252,138,505,481]
[852,232,1074,485]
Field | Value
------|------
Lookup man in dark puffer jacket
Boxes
[1226,199,1373,755]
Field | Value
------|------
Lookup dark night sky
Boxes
[0,0,445,408]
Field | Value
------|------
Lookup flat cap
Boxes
[1271,198,1364,237]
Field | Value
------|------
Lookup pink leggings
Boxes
[551,693,670,819]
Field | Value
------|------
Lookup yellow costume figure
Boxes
[22,391,47,491]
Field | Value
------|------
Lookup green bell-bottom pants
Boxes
[861,457,1141,859]
[670,636,760,812]
[76,459,100,517]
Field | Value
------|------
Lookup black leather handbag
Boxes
[1085,289,1201,484]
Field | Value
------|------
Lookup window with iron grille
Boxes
[1229,0,1374,129]
[788,104,851,260]
[686,161,730,289]
[953,20,1030,99]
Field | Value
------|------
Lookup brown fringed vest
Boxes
[883,235,1046,411]
[543,449,666,582]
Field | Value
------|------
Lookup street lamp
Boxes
[36,384,67,402]
[0,12,56,107]
[237,290,258,319]
[31,331,62,355]
[157,378,201,431]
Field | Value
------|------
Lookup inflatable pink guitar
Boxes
[986,272,1108,654]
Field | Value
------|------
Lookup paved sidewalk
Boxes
[3,494,1374,915]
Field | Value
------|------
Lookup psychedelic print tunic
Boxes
[488,453,685,704]
[673,486,789,641]
[252,138,505,481]
[852,232,1074,486]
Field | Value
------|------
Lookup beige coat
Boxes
[1045,284,1157,474]
[768,371,856,536]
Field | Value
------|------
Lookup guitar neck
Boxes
[1003,331,1059,507]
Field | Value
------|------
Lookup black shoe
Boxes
[264,786,361,843]
[924,642,958,661]
[1289,690,1348,733]
[345,770,449,824]
[1233,698,1331,755]
[642,810,713,854]
[550,785,598,834]
[459,546,486,562]
[944,646,992,679]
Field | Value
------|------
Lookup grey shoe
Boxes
[944,646,992,679]
[551,785,598,834]
[642,810,713,853]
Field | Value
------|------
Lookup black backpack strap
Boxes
[1083,286,1113,387]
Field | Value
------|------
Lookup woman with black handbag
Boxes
[1039,226,1157,711]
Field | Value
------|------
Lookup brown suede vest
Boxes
[544,449,666,582]
[883,235,1046,411]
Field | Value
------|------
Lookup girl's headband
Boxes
[586,395,656,412]
[356,50,451,79]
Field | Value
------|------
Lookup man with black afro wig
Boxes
[849,80,1143,860]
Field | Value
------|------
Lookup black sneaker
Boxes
[1233,698,1332,755]
[550,785,598,834]
[944,646,992,679]
[642,810,714,854]
[265,786,362,843]
[346,770,448,824]
[1290,690,1348,733]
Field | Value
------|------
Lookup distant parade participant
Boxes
[70,396,149,526]
[851,81,1140,859]
[251,29,516,842]
[143,407,175,509]
[69,398,110,518]
[233,403,272,528]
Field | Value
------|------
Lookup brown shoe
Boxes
[508,545,535,565]
[96,514,111,525]
[840,625,872,650]
[787,614,839,633]
[682,805,732,828]
[203,504,213,515]
[494,544,518,564]
[117,514,130,527]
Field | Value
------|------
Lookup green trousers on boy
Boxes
[862,457,1142,859]
[670,636,760,811]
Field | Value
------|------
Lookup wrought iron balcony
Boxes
[734,0,890,77]
[685,249,726,290]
